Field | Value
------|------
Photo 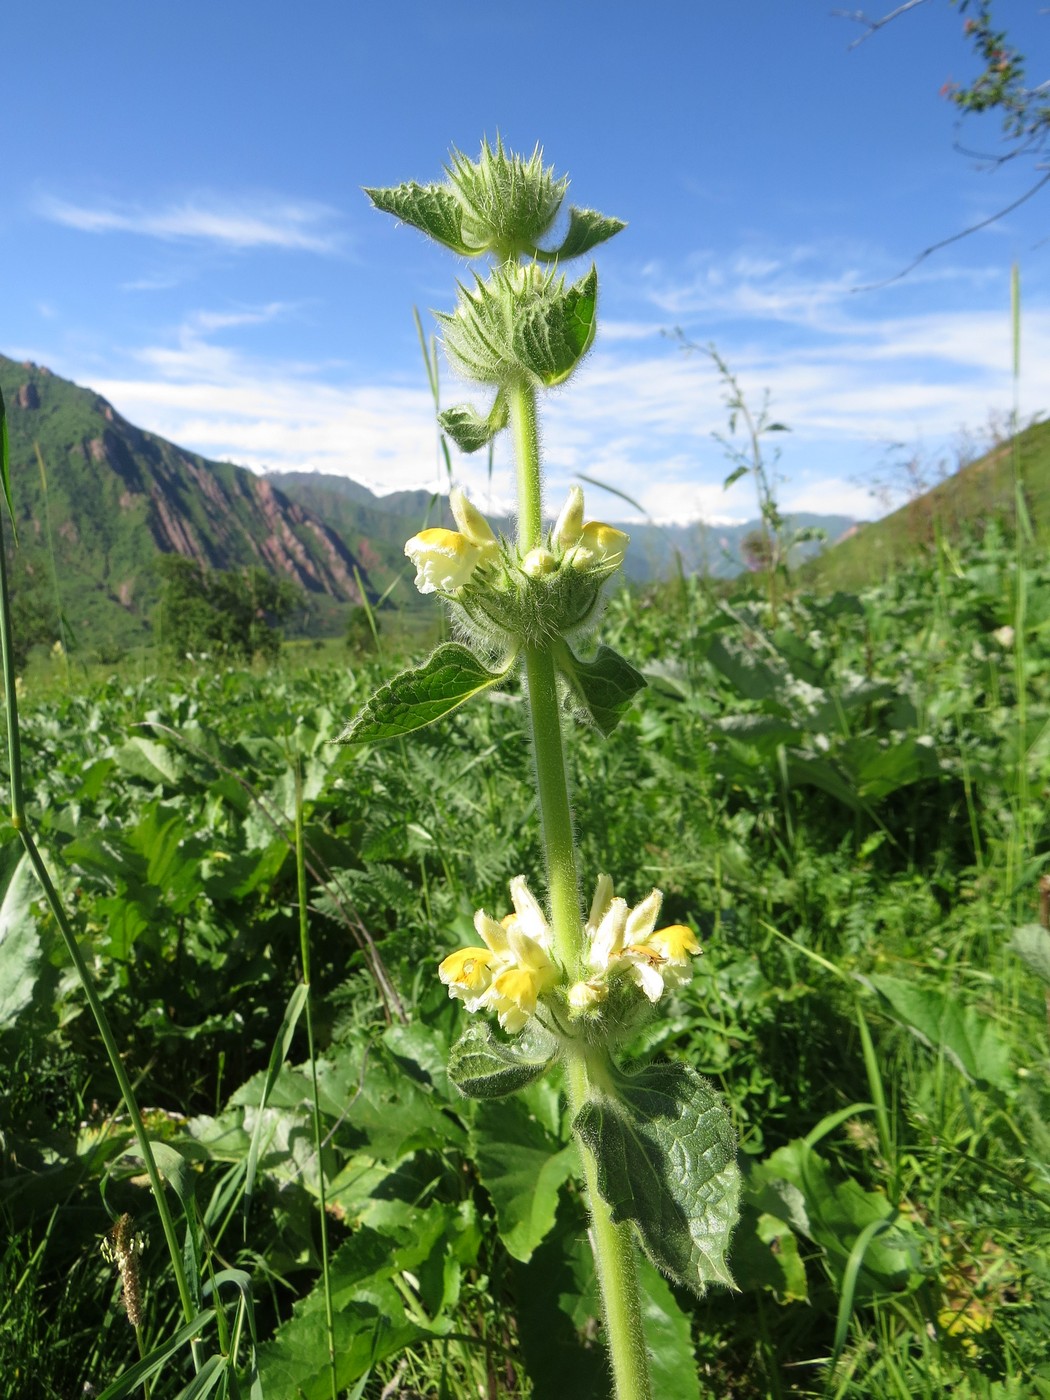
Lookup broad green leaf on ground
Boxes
[705,634,784,701]
[111,735,185,787]
[861,972,1013,1090]
[447,1019,558,1098]
[338,644,513,744]
[364,182,474,254]
[749,1142,919,1296]
[255,1219,449,1399]
[512,1202,701,1398]
[471,1092,576,1262]
[556,642,647,737]
[0,846,45,1028]
[1011,924,1050,986]
[637,1255,702,1400]
[573,1062,740,1297]
[729,1203,809,1302]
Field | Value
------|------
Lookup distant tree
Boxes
[345,604,380,658]
[3,553,54,671]
[839,2,1050,276]
[155,556,299,661]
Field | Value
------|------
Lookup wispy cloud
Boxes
[42,235,1048,529]
[36,191,344,253]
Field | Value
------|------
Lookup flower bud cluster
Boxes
[403,486,629,648]
[438,872,703,1036]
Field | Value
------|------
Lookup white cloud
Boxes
[36,191,343,253]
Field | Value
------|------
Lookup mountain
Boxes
[272,468,855,582]
[0,355,387,649]
[0,352,860,656]
[801,417,1050,592]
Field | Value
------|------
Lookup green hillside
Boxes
[0,356,383,651]
[803,417,1050,592]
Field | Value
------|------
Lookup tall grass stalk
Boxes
[0,387,204,1375]
[295,765,338,1400]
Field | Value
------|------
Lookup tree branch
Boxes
[854,167,1050,290]
[833,0,934,50]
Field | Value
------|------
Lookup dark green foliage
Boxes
[3,528,1050,1396]
[155,556,299,661]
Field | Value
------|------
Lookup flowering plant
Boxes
[342,139,739,1400]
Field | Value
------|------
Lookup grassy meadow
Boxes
[2,508,1050,1398]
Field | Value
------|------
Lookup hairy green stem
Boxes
[508,377,653,1400]
[0,494,202,1370]
[509,376,542,550]
[523,644,581,973]
[565,1048,653,1400]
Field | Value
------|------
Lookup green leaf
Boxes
[338,644,513,745]
[0,847,44,1029]
[364,182,477,255]
[94,1311,217,1400]
[112,736,185,788]
[438,392,508,454]
[512,264,598,387]
[1011,923,1050,986]
[729,1205,809,1301]
[749,1142,919,1295]
[244,982,308,1219]
[471,1090,576,1261]
[538,206,626,261]
[556,642,647,737]
[573,1062,740,1297]
[447,1019,557,1099]
[862,973,1013,1090]
[637,1256,703,1400]
[722,464,750,489]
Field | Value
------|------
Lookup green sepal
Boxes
[438,392,509,454]
[512,265,598,387]
[338,643,513,745]
[556,641,647,736]
[364,182,479,256]
[573,1062,740,1297]
[535,206,626,262]
[447,1020,558,1099]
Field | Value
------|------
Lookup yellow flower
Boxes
[404,487,498,595]
[582,876,702,1004]
[569,521,629,572]
[438,875,558,1032]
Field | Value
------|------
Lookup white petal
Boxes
[590,897,628,971]
[509,876,550,945]
[625,889,663,942]
[587,874,614,932]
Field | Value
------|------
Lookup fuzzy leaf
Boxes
[438,393,509,454]
[338,644,512,745]
[364,182,477,255]
[447,1020,558,1099]
[1011,923,1050,986]
[557,642,647,737]
[512,265,598,387]
[573,1062,740,1296]
[538,206,626,261]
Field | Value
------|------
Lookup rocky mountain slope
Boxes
[0,355,385,647]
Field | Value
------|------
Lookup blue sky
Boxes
[5,1,1048,524]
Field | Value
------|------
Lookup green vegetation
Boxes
[155,556,300,662]
[2,519,1048,1397]
[802,416,1050,593]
